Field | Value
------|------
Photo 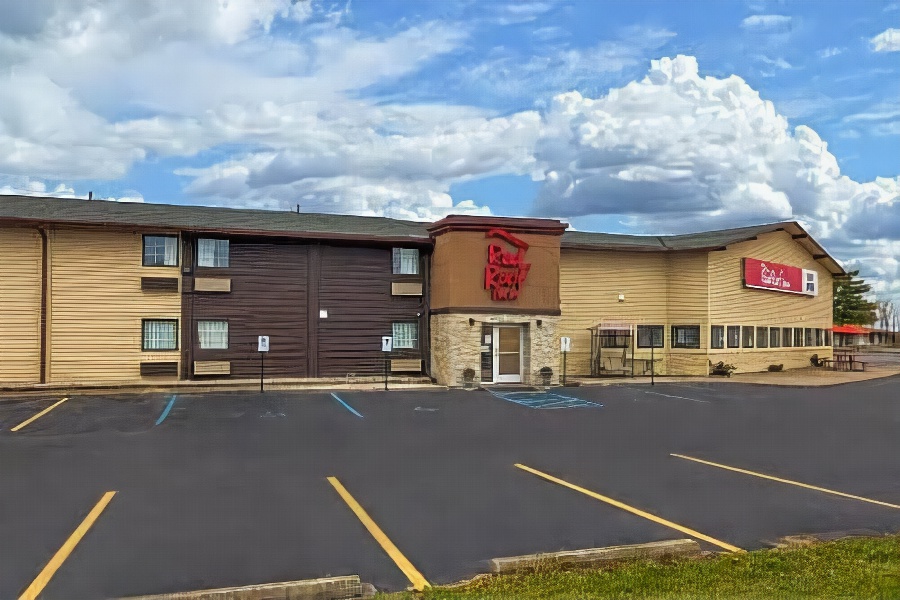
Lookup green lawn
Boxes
[382,536,900,599]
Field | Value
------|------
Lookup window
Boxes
[392,248,419,275]
[794,327,804,347]
[805,328,815,347]
[671,325,700,349]
[727,326,741,348]
[599,329,630,348]
[198,321,228,349]
[815,328,823,346]
[711,325,725,349]
[198,239,229,267]
[142,319,178,351]
[825,329,832,346]
[637,325,664,348]
[756,327,768,348]
[392,322,418,349]
[742,326,754,348]
[770,327,781,348]
[143,235,178,267]
[782,327,793,347]
[803,269,818,295]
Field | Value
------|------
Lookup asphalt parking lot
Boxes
[3,376,900,598]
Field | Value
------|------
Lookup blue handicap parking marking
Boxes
[487,389,602,409]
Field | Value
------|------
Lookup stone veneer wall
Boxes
[431,313,561,386]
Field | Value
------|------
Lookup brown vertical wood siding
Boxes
[316,245,426,376]
[186,240,309,378]
[0,227,43,383]
[183,239,429,379]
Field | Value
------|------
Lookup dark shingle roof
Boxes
[0,195,430,242]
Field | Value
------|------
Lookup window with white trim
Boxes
[637,325,663,348]
[794,327,804,347]
[392,248,419,275]
[671,325,700,349]
[756,327,768,348]
[782,327,793,347]
[727,326,741,348]
[142,319,178,351]
[711,325,725,349]
[803,269,818,295]
[742,326,754,348]
[769,327,781,348]
[198,239,230,267]
[143,235,178,267]
[198,320,229,349]
[392,322,418,349]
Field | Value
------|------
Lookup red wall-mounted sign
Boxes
[484,228,531,300]
[743,258,806,294]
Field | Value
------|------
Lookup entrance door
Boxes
[493,326,522,383]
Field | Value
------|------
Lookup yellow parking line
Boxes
[327,477,430,591]
[515,463,744,553]
[11,397,69,432]
[672,453,900,510]
[19,491,117,600]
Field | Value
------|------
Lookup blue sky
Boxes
[0,0,899,302]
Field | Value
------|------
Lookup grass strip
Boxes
[380,536,900,599]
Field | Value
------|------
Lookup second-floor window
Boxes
[392,248,419,274]
[143,235,178,267]
[198,239,230,267]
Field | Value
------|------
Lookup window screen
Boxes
[142,319,178,350]
[637,325,663,348]
[671,326,700,349]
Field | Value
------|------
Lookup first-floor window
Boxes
[742,326,754,348]
[770,327,781,348]
[794,328,804,347]
[711,325,725,349]
[815,328,824,346]
[392,322,418,349]
[198,320,229,349]
[671,325,701,349]
[599,329,630,348]
[756,327,768,348]
[805,328,815,347]
[637,325,664,348]
[782,327,793,347]
[825,329,832,346]
[143,319,178,351]
[727,326,740,348]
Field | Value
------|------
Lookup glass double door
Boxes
[493,326,522,383]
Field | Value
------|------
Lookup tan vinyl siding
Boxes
[708,230,833,372]
[665,252,709,375]
[0,227,42,382]
[48,228,182,383]
[559,250,669,375]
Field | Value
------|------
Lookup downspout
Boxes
[38,227,48,384]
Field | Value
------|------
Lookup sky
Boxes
[1,0,899,305]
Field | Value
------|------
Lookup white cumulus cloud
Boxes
[871,27,900,52]
[740,15,792,32]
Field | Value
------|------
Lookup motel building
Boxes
[0,195,844,389]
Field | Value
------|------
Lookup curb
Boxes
[489,539,701,574]
[118,575,373,600]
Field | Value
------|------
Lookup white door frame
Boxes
[493,325,523,383]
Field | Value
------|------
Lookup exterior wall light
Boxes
[469,318,475,326]
[618,293,626,302]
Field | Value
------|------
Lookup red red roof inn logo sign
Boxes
[743,258,818,296]
[485,229,531,300]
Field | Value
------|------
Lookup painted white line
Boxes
[644,391,710,403]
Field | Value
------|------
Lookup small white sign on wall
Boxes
[258,336,270,352]
[381,336,393,352]
[560,337,571,352]
[319,309,328,318]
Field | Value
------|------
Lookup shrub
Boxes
[710,361,737,377]
[462,367,476,381]
[768,364,784,372]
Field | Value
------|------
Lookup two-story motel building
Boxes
[0,195,844,388]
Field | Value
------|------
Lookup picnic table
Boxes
[821,350,868,372]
